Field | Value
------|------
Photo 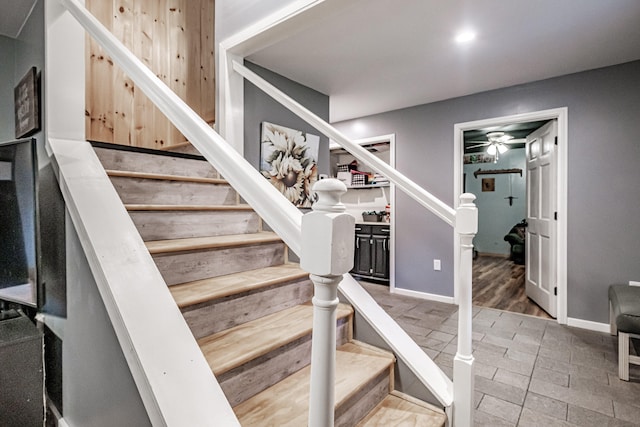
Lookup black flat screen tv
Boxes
[0,138,37,307]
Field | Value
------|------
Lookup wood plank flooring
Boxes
[472,255,551,319]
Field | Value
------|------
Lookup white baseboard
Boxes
[567,317,610,333]
[391,287,455,305]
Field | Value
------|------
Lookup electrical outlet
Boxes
[434,259,441,271]
[630,281,640,287]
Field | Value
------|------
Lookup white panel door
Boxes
[526,120,558,318]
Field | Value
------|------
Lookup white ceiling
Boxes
[0,0,36,39]
[247,0,640,122]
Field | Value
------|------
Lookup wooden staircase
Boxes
[94,144,446,426]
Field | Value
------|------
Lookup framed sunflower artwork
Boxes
[260,122,320,208]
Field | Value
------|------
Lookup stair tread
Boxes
[145,232,281,254]
[356,392,447,427]
[106,169,227,184]
[125,204,252,211]
[198,302,354,376]
[233,341,394,426]
[171,263,308,308]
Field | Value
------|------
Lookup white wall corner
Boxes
[217,48,244,155]
[44,0,86,142]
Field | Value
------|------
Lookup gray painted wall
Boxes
[464,148,527,256]
[334,60,640,323]
[63,215,151,426]
[0,36,15,141]
[243,60,330,180]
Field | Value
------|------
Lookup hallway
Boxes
[362,281,640,426]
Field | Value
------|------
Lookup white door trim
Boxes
[453,108,568,324]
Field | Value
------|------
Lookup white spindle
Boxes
[301,179,355,427]
[453,193,478,427]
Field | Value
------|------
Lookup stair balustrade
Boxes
[55,0,477,424]
[231,60,478,426]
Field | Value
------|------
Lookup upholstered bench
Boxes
[609,284,640,380]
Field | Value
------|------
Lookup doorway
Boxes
[453,108,568,323]
[463,121,549,318]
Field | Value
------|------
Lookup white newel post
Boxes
[453,193,478,427]
[301,179,355,427]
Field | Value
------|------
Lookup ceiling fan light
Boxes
[497,144,508,154]
[487,144,497,155]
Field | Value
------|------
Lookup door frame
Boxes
[453,108,568,324]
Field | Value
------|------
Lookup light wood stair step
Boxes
[198,302,353,377]
[126,204,259,240]
[148,232,286,286]
[175,264,313,339]
[356,391,447,426]
[125,204,252,211]
[233,341,395,426]
[198,302,352,406]
[171,263,308,308]
[145,232,282,255]
[106,169,227,184]
[108,173,237,205]
[93,145,217,178]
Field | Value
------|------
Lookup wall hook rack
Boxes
[473,168,522,179]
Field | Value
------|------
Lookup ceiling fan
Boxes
[466,132,526,162]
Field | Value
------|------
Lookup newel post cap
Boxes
[311,179,347,212]
[300,179,355,276]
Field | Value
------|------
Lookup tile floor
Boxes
[361,282,640,426]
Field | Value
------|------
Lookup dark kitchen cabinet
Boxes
[351,224,390,283]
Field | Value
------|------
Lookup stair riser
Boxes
[153,242,286,286]
[336,370,390,427]
[184,279,313,339]
[164,144,201,156]
[222,318,351,407]
[110,177,237,205]
[130,210,260,241]
[95,146,217,177]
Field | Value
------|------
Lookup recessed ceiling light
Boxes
[455,30,476,44]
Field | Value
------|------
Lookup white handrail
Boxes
[58,0,304,255]
[232,60,456,227]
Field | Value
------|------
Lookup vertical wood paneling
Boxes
[133,0,155,147]
[200,0,215,123]
[185,2,202,121]
[151,0,170,148]
[113,0,135,145]
[168,0,187,144]
[86,0,215,148]
[86,0,114,142]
